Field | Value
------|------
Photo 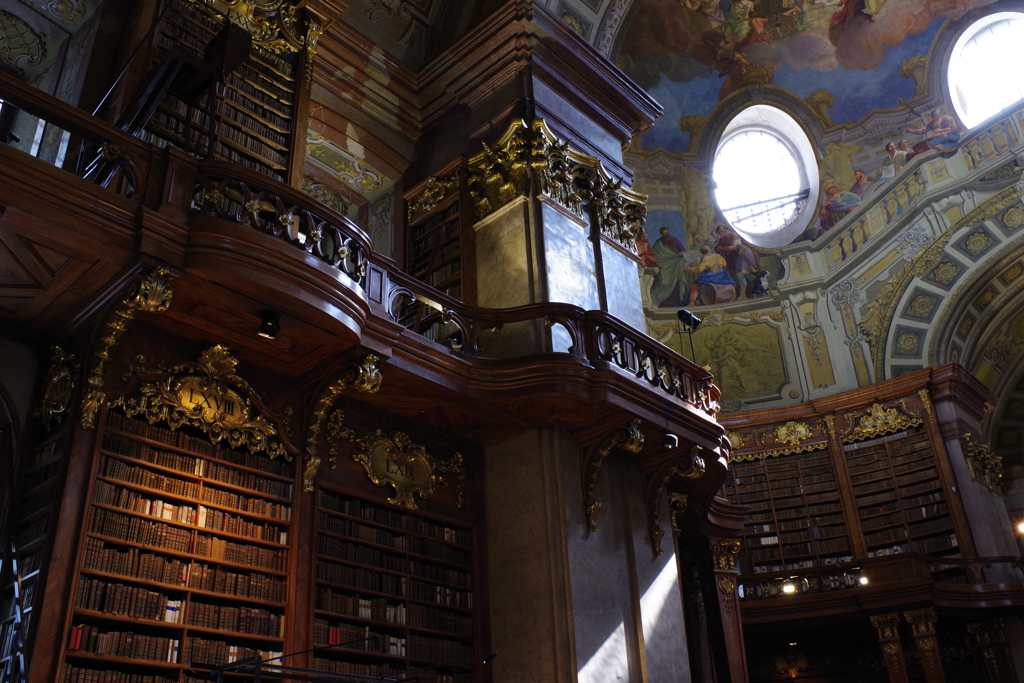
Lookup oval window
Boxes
[713,105,818,248]
[947,12,1024,129]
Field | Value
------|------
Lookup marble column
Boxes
[870,613,909,683]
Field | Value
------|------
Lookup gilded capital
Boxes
[903,607,938,637]
[709,538,741,572]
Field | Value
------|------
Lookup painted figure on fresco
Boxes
[713,225,761,298]
[818,179,861,229]
[651,226,689,306]
[905,107,962,152]
[849,169,878,199]
[684,246,735,306]
[635,230,659,267]
[876,141,906,180]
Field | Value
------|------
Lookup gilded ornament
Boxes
[774,652,810,679]
[583,418,644,532]
[964,230,990,254]
[910,295,934,318]
[709,538,741,572]
[111,345,293,459]
[717,576,736,617]
[669,493,688,533]
[406,175,458,220]
[870,613,902,640]
[301,174,350,215]
[1003,207,1024,228]
[959,433,1002,493]
[843,403,923,443]
[1002,264,1024,284]
[903,608,938,637]
[183,0,302,53]
[978,290,995,307]
[725,431,745,450]
[648,447,705,554]
[33,347,76,431]
[350,429,464,510]
[774,421,812,447]
[303,355,384,492]
[933,261,958,283]
[81,268,174,429]
[896,332,920,355]
[958,318,973,337]
[0,10,46,76]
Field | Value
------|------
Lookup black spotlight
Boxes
[663,433,679,449]
[676,309,702,364]
[677,309,702,332]
[257,311,280,339]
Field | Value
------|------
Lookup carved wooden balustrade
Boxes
[193,161,372,287]
[0,71,155,199]
[0,73,720,420]
[382,266,720,417]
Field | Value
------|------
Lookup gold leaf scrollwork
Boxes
[648,446,706,554]
[80,268,174,430]
[669,493,688,533]
[774,421,812,446]
[407,175,458,220]
[183,0,303,53]
[709,537,741,572]
[33,346,76,431]
[718,575,736,617]
[110,345,293,460]
[583,418,644,532]
[349,429,465,510]
[959,433,1002,493]
[870,613,902,641]
[303,355,384,492]
[303,16,324,88]
[842,403,923,443]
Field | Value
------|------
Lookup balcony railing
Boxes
[0,71,719,419]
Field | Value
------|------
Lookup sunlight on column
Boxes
[578,622,628,683]
[640,553,679,638]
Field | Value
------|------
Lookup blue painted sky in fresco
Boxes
[639,17,945,153]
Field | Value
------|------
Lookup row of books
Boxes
[860,501,901,517]
[18,489,53,520]
[93,481,196,524]
[409,604,473,637]
[197,507,287,544]
[89,509,192,554]
[317,562,406,596]
[318,535,408,572]
[203,460,293,498]
[861,511,903,530]
[219,146,286,182]
[899,478,942,497]
[320,517,404,549]
[14,518,47,547]
[907,516,954,536]
[195,535,287,572]
[188,562,287,603]
[74,576,182,622]
[102,433,203,475]
[865,527,909,546]
[83,539,188,587]
[411,204,459,238]
[100,456,199,499]
[68,625,179,662]
[409,581,473,609]
[428,260,461,287]
[411,224,459,258]
[62,665,176,683]
[904,503,947,520]
[27,439,62,471]
[892,457,933,475]
[409,537,471,566]
[912,533,957,554]
[25,459,61,490]
[106,412,292,478]
[409,635,474,662]
[312,657,403,676]
[317,589,407,624]
[223,79,294,119]
[896,467,937,486]
[868,543,911,558]
[220,124,288,167]
[314,619,384,650]
[224,107,288,148]
[200,487,291,521]
[187,602,282,637]
[183,637,281,666]
[221,87,291,131]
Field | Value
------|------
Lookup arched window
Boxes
[947,12,1024,129]
[712,105,818,248]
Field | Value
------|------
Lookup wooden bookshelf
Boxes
[60,409,295,683]
[312,486,475,683]
[845,428,958,558]
[724,449,851,574]
[401,160,476,344]
[144,0,301,183]
[0,431,66,676]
